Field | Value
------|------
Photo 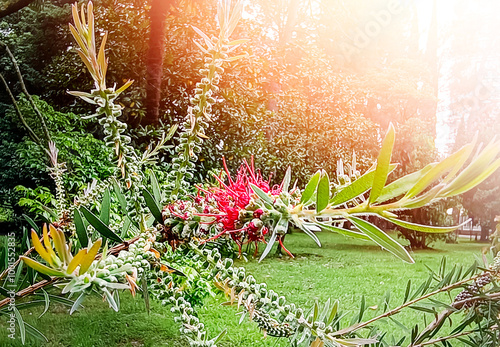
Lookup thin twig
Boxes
[412,291,500,344]
[411,330,475,347]
[0,72,41,144]
[332,274,481,336]
[0,40,51,143]
[0,278,58,309]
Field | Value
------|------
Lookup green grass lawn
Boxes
[0,232,485,347]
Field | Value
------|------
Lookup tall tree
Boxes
[143,0,175,126]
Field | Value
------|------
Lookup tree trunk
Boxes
[480,221,490,242]
[0,0,36,19]
[143,0,174,126]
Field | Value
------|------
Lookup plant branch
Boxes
[332,274,481,336]
[412,290,500,344]
[0,40,51,143]
[0,278,58,309]
[0,236,141,309]
[0,72,41,145]
[411,330,475,347]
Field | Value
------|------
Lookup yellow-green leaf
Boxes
[66,249,88,275]
[30,230,52,266]
[301,171,320,205]
[369,123,395,204]
[50,225,68,264]
[79,239,102,275]
[20,257,66,277]
[348,216,414,263]
[316,171,330,213]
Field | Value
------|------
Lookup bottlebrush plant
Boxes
[3,1,500,347]
[160,127,500,264]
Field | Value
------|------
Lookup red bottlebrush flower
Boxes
[193,157,284,256]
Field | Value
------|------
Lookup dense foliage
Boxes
[1,1,500,347]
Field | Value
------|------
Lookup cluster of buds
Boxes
[47,141,69,219]
[169,40,226,196]
[169,1,248,197]
[193,246,343,345]
[454,273,492,307]
[454,252,500,308]
[162,200,206,241]
[68,1,136,185]
[142,249,224,347]
[252,310,293,338]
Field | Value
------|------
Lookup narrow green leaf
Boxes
[293,218,321,247]
[74,209,88,247]
[403,280,411,304]
[331,170,375,206]
[80,206,123,243]
[259,225,281,263]
[327,300,339,326]
[316,171,330,213]
[399,184,444,209]
[111,178,127,214]
[409,305,436,314]
[384,217,471,234]
[212,329,227,344]
[142,188,163,224]
[13,307,26,344]
[313,300,319,321]
[281,166,292,193]
[99,189,111,225]
[22,214,39,234]
[389,316,409,331]
[121,217,132,238]
[70,292,86,315]
[20,321,47,342]
[347,216,414,263]
[443,139,476,182]
[369,123,396,204]
[39,289,50,318]
[315,222,370,241]
[41,205,58,221]
[103,288,119,312]
[149,170,161,203]
[357,295,366,323]
[441,158,500,197]
[301,171,320,205]
[250,184,273,207]
[404,143,473,199]
[20,257,66,277]
[319,298,331,322]
[375,164,434,204]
